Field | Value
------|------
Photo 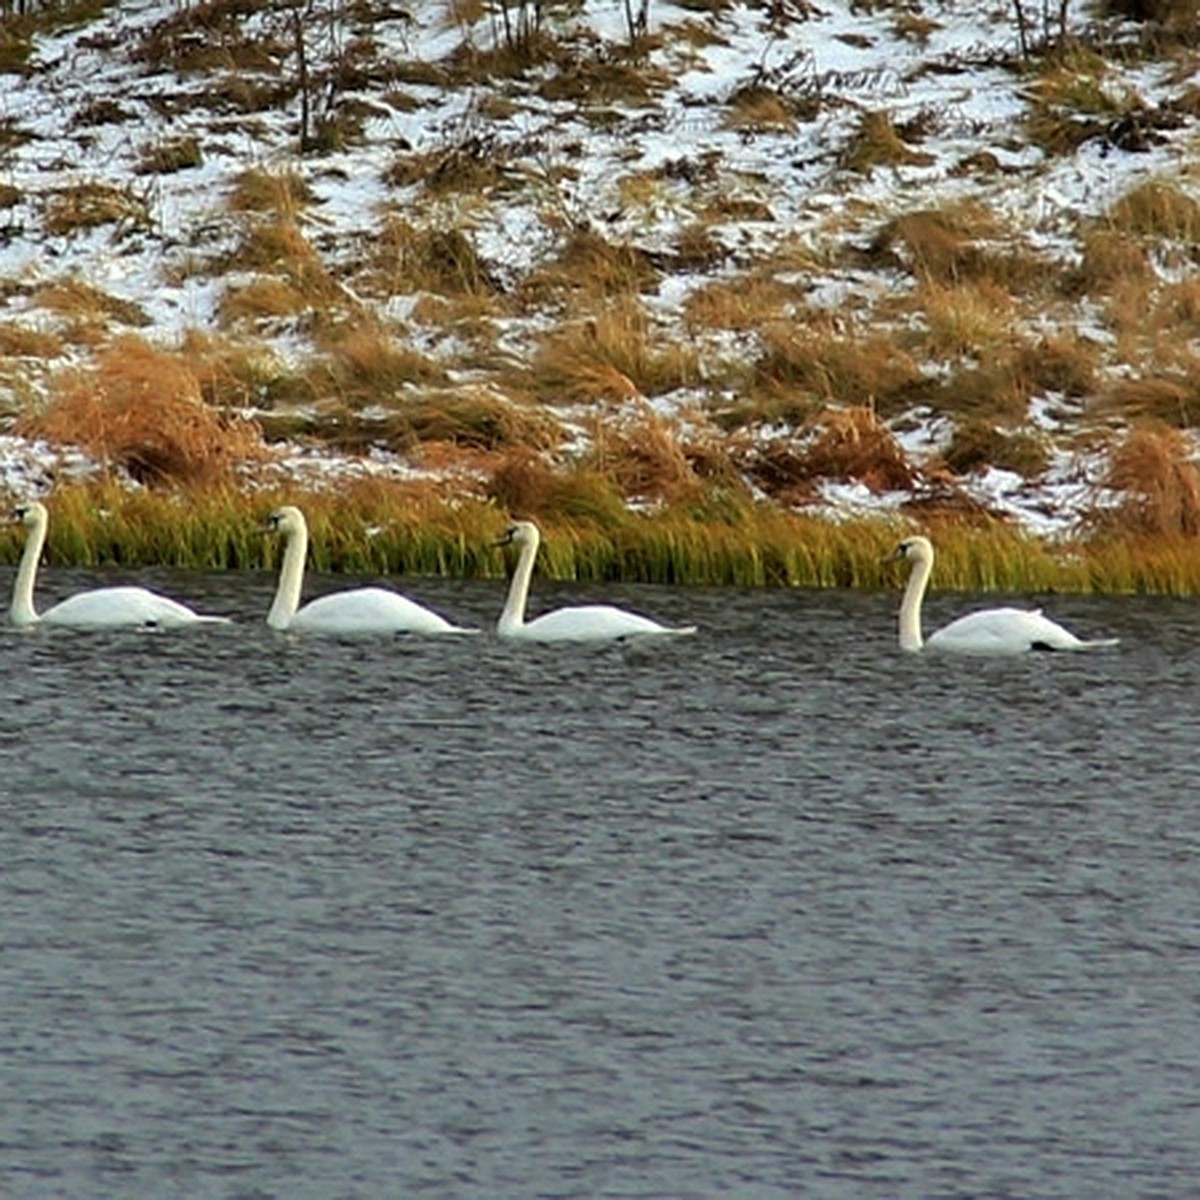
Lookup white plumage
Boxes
[8,501,230,630]
[889,535,1118,655]
[494,520,696,643]
[263,505,473,635]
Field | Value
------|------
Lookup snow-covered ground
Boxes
[0,0,1197,535]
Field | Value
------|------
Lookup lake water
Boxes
[2,566,1198,1198]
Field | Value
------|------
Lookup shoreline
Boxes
[3,481,1199,597]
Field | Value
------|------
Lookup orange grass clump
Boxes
[1099,425,1200,537]
[18,336,266,486]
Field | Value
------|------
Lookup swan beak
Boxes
[493,529,515,547]
[882,545,904,563]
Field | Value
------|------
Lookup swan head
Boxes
[495,519,540,549]
[262,505,306,538]
[887,535,934,566]
[10,500,47,529]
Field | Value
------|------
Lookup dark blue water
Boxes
[2,567,1198,1198]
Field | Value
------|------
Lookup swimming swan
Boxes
[888,535,1118,655]
[8,501,231,629]
[495,519,697,643]
[263,505,473,635]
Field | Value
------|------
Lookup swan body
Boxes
[9,502,231,629]
[495,520,697,643]
[889,535,1118,655]
[264,506,473,635]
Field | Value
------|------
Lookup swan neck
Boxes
[898,553,931,652]
[498,533,538,634]
[10,508,46,627]
[267,521,307,630]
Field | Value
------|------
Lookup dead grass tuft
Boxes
[17,336,265,486]
[0,322,66,359]
[364,216,498,297]
[485,450,627,525]
[1106,179,1200,243]
[754,318,926,417]
[915,279,1015,358]
[942,418,1051,479]
[34,277,150,329]
[1097,367,1200,427]
[684,272,806,332]
[736,405,918,503]
[586,406,708,502]
[841,110,935,174]
[219,276,310,325]
[308,325,448,407]
[1098,425,1200,537]
[43,180,153,237]
[229,167,314,216]
[523,228,661,303]
[868,203,1046,290]
[529,301,701,404]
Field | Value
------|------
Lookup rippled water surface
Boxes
[2,566,1199,1198]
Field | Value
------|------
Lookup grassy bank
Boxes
[4,481,1200,597]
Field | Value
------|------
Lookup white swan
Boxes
[495,519,697,643]
[888,535,1118,655]
[263,505,473,635]
[8,501,231,629]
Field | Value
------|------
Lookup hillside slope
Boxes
[1,0,1198,541]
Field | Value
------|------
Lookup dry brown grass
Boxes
[228,166,314,215]
[914,279,1015,358]
[17,336,265,486]
[384,134,513,196]
[683,272,807,332]
[0,322,66,359]
[584,405,709,503]
[485,449,627,525]
[135,136,202,176]
[1097,359,1200,427]
[221,217,344,308]
[1098,425,1200,537]
[528,300,702,404]
[307,325,448,408]
[43,180,152,237]
[360,216,499,298]
[1106,178,1200,243]
[33,277,150,328]
[522,228,661,304]
[753,317,926,417]
[177,329,312,412]
[1069,226,1153,295]
[1023,49,1145,155]
[841,110,935,174]
[942,418,1051,479]
[927,333,1099,423]
[218,277,310,325]
[724,85,800,132]
[734,405,919,504]
[867,202,1047,291]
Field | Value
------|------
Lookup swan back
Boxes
[40,586,230,629]
[289,586,469,635]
